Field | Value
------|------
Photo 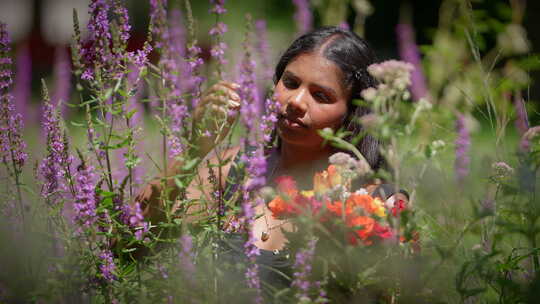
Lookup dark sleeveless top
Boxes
[216,147,408,301]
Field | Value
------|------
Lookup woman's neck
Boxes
[280,143,332,168]
[275,142,335,184]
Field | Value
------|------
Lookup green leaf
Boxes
[126,108,138,120]
[182,157,200,171]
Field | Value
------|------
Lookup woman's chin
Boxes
[278,127,323,148]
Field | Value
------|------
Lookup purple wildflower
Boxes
[124,202,149,240]
[396,23,430,102]
[236,28,269,302]
[292,238,318,301]
[254,20,272,91]
[112,0,131,44]
[130,42,153,69]
[261,96,280,143]
[210,0,227,14]
[210,42,228,65]
[338,21,350,30]
[238,54,260,145]
[149,0,167,49]
[82,0,112,80]
[52,47,72,118]
[455,113,470,183]
[209,0,228,74]
[73,161,97,229]
[169,104,188,157]
[99,249,117,282]
[185,44,205,108]
[179,234,196,280]
[81,69,94,80]
[209,22,228,36]
[13,45,31,124]
[38,95,66,203]
[150,6,190,158]
[293,0,313,35]
[242,195,263,304]
[0,22,27,170]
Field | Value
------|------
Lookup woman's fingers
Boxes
[205,81,240,99]
[196,82,240,117]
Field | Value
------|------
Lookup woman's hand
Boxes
[192,81,241,158]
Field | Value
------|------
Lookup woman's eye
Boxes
[283,78,299,89]
[313,92,330,103]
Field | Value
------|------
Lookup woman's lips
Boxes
[278,114,308,129]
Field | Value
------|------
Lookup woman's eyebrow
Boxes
[312,84,337,97]
[283,70,298,79]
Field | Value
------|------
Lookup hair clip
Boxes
[354,71,362,81]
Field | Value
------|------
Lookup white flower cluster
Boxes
[329,152,372,178]
[361,60,414,102]
[491,162,514,182]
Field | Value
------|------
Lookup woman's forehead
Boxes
[284,53,346,93]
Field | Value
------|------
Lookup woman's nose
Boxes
[287,88,308,115]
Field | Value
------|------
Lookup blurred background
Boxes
[0,0,538,123]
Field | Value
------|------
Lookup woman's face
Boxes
[275,52,349,148]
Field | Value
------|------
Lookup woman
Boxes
[135,26,408,298]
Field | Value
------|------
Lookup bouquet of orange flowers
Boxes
[268,153,415,247]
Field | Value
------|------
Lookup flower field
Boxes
[1,0,539,303]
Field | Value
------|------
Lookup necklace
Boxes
[261,211,290,242]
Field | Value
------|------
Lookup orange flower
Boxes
[313,165,343,196]
[314,171,331,196]
[275,175,298,197]
[347,215,375,242]
[326,200,354,217]
[268,196,288,219]
[327,165,342,187]
[347,194,386,217]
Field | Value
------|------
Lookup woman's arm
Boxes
[133,146,241,226]
[133,81,240,224]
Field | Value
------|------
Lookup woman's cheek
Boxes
[311,105,346,130]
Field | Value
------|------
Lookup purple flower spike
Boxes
[293,0,313,35]
[396,23,430,102]
[113,0,131,44]
[0,22,27,170]
[73,161,98,229]
[99,249,117,282]
[291,239,328,303]
[39,97,66,203]
[292,238,323,302]
[83,0,112,80]
[455,113,470,184]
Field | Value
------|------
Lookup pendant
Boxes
[261,231,270,242]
